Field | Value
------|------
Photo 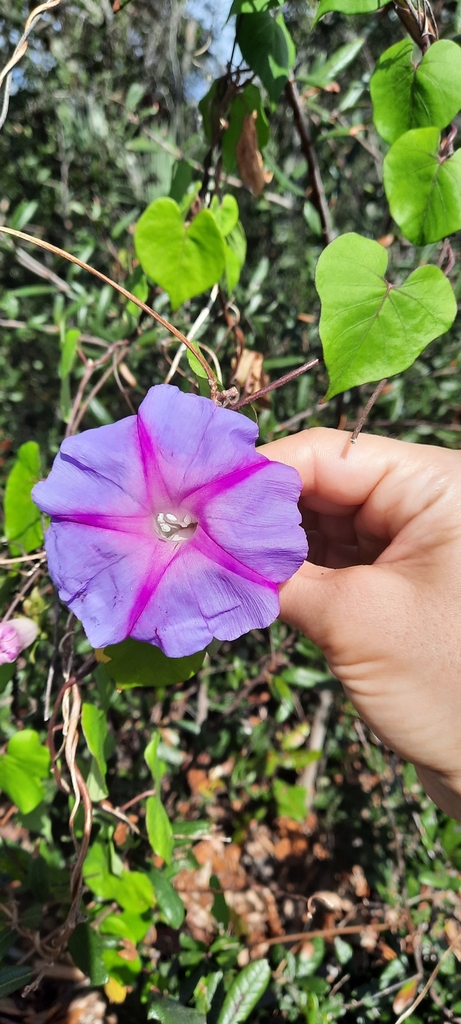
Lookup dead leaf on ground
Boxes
[236,112,272,196]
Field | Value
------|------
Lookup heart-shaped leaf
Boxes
[237,12,295,103]
[102,638,205,689]
[316,233,457,399]
[383,127,461,245]
[314,0,386,23]
[371,40,461,145]
[134,198,226,310]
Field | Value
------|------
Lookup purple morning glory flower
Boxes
[32,385,307,658]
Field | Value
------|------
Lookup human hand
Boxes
[262,427,461,818]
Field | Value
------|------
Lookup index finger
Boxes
[260,427,403,515]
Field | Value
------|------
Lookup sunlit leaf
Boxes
[134,198,226,310]
[4,442,43,554]
[316,233,457,398]
[371,40,461,145]
[146,795,174,865]
[383,127,461,245]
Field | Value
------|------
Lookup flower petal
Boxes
[197,459,307,583]
[130,528,280,657]
[45,522,175,648]
[33,416,151,521]
[137,385,261,501]
[9,618,39,652]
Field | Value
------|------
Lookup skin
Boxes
[261,427,461,820]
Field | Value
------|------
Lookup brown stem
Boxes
[350,379,388,443]
[233,357,321,411]
[249,921,390,947]
[285,79,333,245]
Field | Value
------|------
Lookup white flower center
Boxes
[154,511,197,542]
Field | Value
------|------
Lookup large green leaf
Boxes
[148,996,205,1024]
[216,959,271,1024]
[237,12,295,103]
[316,233,457,399]
[314,0,386,21]
[134,198,226,310]
[102,638,205,690]
[383,127,461,245]
[371,40,461,145]
[4,442,43,555]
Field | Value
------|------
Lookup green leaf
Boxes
[225,222,247,293]
[272,779,306,822]
[0,756,44,814]
[222,84,269,174]
[237,13,296,103]
[231,0,282,12]
[314,0,386,19]
[194,971,223,1014]
[334,935,354,965]
[83,840,156,911]
[0,965,33,998]
[102,638,205,689]
[4,442,43,555]
[210,194,239,237]
[0,732,50,814]
[134,198,226,310]
[186,345,209,381]
[81,703,108,796]
[0,927,15,963]
[383,127,461,245]
[146,795,174,864]
[68,923,109,985]
[316,233,457,398]
[7,730,50,778]
[302,38,364,88]
[371,40,461,145]
[149,866,185,928]
[216,959,271,1024]
[148,996,205,1023]
[59,328,80,379]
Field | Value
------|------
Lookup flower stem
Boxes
[233,357,321,410]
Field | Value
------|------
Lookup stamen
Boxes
[154,510,197,542]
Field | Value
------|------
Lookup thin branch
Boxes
[0,228,219,391]
[233,357,321,410]
[249,921,390,947]
[350,379,388,443]
[394,935,461,1024]
[285,78,334,245]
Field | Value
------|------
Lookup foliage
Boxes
[0,0,461,1020]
